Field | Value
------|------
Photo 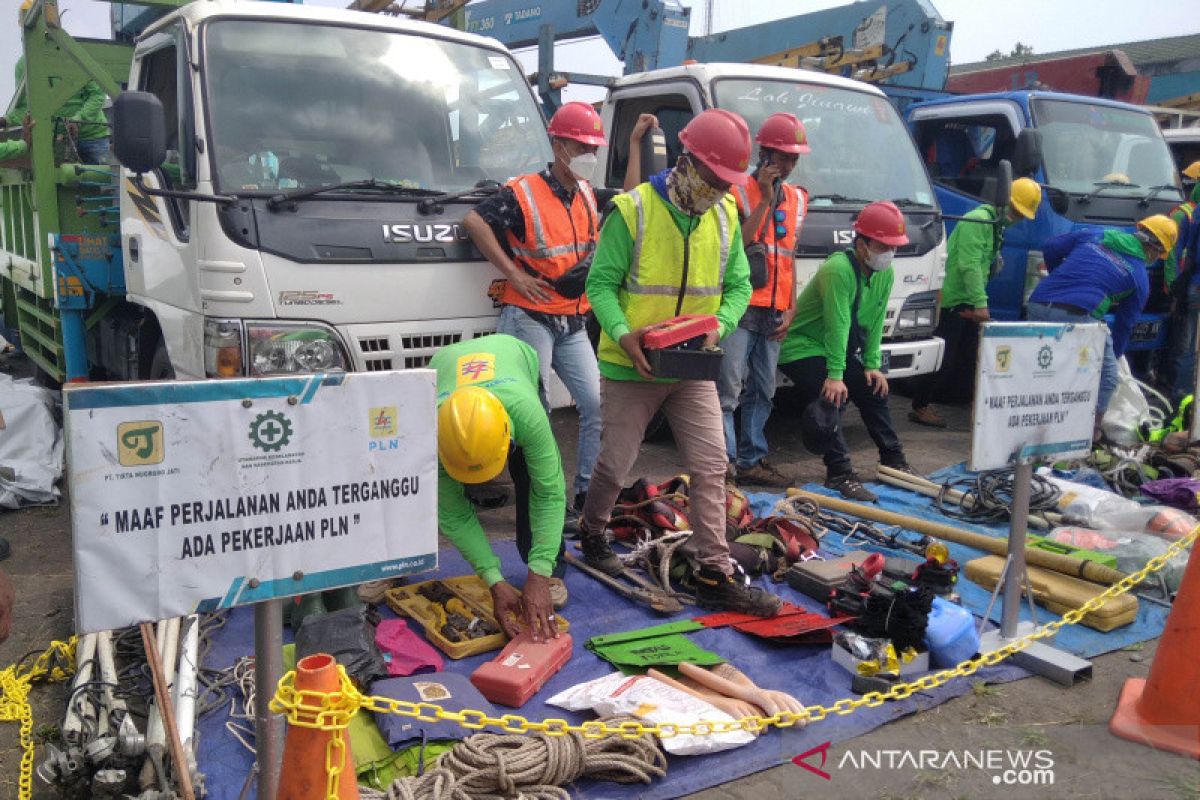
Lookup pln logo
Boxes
[369,406,400,452]
[117,420,164,466]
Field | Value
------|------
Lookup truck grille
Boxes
[358,336,394,371]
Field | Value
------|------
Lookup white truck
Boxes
[591,63,948,386]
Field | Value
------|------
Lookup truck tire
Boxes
[147,342,175,380]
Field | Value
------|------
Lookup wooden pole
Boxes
[140,622,196,800]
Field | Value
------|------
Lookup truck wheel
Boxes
[148,342,175,380]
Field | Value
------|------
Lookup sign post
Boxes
[64,371,440,796]
[970,322,1104,685]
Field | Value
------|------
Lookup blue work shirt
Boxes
[1029,228,1151,357]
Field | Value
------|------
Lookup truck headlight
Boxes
[894,291,939,338]
[203,319,349,377]
[247,323,348,376]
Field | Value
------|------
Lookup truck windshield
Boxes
[203,20,551,196]
[1034,98,1181,201]
[712,79,935,208]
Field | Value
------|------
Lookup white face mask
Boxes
[568,152,597,181]
[866,248,895,271]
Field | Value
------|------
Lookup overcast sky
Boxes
[3,0,1197,113]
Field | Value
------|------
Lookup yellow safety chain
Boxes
[270,527,1197,800]
[0,638,78,800]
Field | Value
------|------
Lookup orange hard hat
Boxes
[547,102,607,146]
[678,109,752,186]
[854,201,910,247]
[756,113,810,154]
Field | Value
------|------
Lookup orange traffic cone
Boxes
[277,653,360,799]
[1109,541,1200,758]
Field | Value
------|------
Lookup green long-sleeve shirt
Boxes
[587,188,752,381]
[779,249,892,379]
[0,139,27,162]
[5,57,109,142]
[941,203,999,309]
[430,334,566,587]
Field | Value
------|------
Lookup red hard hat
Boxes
[756,113,810,154]
[678,109,752,186]
[547,102,607,146]
[853,201,909,247]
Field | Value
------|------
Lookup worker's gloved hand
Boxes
[821,378,848,406]
[865,370,889,398]
[489,580,524,640]
[619,328,655,380]
[508,270,555,305]
[519,571,558,643]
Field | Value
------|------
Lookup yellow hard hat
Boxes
[20,0,33,12]
[1008,178,1043,220]
[1137,214,1178,255]
[1184,160,1200,180]
[437,386,510,484]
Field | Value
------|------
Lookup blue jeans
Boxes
[1172,284,1200,402]
[717,325,781,469]
[497,304,601,497]
[1026,302,1119,414]
[76,137,110,164]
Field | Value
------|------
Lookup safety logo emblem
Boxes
[370,406,398,438]
[1037,345,1053,370]
[117,420,164,466]
[249,410,293,452]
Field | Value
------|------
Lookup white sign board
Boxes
[65,371,438,634]
[970,322,1105,471]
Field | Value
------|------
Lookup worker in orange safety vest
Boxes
[464,102,607,517]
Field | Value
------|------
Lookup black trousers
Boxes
[508,447,566,578]
[912,305,980,408]
[779,355,906,479]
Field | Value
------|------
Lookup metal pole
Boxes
[1001,460,1033,639]
[255,599,285,800]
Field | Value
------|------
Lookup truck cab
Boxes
[906,91,1183,355]
[594,63,947,383]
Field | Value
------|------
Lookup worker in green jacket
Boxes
[910,178,1043,427]
[432,333,567,642]
[778,201,918,502]
[4,55,110,164]
[0,114,32,163]
[578,108,782,617]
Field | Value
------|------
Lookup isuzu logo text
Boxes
[382,223,468,243]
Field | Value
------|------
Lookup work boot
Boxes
[725,462,738,485]
[908,405,947,428]
[580,530,624,577]
[548,577,569,610]
[826,472,878,502]
[736,459,791,489]
[883,461,922,479]
[693,568,782,617]
[563,491,588,539]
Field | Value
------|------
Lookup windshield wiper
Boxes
[267,179,441,210]
[890,198,934,208]
[418,180,503,215]
[1138,184,1181,207]
[808,193,873,205]
[1077,179,1142,206]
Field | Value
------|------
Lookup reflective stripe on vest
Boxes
[734,181,807,310]
[500,173,597,315]
[598,184,736,370]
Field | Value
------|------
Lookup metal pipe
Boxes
[254,599,285,800]
[1002,462,1034,639]
[140,623,196,800]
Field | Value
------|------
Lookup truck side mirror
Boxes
[1013,129,1042,178]
[994,159,1013,210]
[112,91,166,175]
[640,126,668,183]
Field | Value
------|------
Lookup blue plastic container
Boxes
[924,596,980,668]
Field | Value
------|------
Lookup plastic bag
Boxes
[1101,357,1152,446]
[1049,526,1188,592]
[546,671,755,755]
[1036,471,1145,527]
[295,605,389,688]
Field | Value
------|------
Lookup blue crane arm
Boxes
[455,0,691,73]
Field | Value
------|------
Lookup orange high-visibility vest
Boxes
[733,181,808,311]
[500,173,598,316]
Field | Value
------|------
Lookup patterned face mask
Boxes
[667,156,725,216]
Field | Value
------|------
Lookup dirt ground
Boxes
[1,360,1198,800]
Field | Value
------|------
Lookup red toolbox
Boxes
[640,315,723,380]
[469,632,573,707]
